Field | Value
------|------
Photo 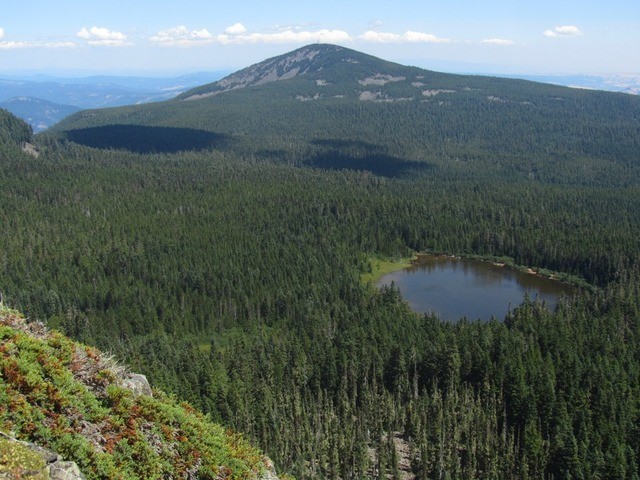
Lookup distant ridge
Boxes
[0,96,80,132]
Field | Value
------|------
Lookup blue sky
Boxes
[1,0,638,75]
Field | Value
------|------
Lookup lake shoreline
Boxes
[363,252,592,291]
[360,255,418,285]
[376,253,580,321]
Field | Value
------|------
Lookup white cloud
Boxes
[0,32,76,50]
[0,41,29,50]
[404,31,450,43]
[224,23,247,35]
[215,28,352,45]
[77,26,131,46]
[368,20,384,30]
[360,31,401,43]
[192,29,213,39]
[360,30,450,44]
[43,42,77,48]
[481,38,516,46]
[0,41,76,49]
[543,25,583,38]
[150,25,214,47]
[0,26,76,49]
[150,24,350,47]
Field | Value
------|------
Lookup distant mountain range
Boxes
[0,72,229,131]
[3,57,637,134]
[503,73,640,95]
[0,97,81,132]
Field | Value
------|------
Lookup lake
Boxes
[377,255,576,321]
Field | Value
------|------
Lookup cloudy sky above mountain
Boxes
[1,0,638,74]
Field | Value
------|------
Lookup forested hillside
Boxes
[2,45,640,478]
[53,45,640,188]
[0,107,32,146]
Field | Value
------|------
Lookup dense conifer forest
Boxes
[2,45,640,479]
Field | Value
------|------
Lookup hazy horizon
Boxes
[2,54,637,80]
[2,0,638,76]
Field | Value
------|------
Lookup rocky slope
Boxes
[0,304,281,479]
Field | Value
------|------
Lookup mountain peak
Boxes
[179,43,384,100]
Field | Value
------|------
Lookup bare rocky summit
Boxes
[183,45,343,100]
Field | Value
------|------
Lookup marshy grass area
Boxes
[360,256,416,285]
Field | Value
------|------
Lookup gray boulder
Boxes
[120,372,153,397]
[47,461,87,480]
[259,458,281,480]
[0,432,86,480]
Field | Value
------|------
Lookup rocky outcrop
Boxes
[183,45,328,100]
[47,461,86,480]
[21,142,40,158]
[0,432,86,479]
[120,372,153,397]
[259,458,280,480]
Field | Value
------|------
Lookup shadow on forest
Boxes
[306,139,433,178]
[255,149,292,161]
[65,125,232,154]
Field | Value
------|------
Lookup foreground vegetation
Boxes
[2,49,640,479]
[0,304,275,479]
